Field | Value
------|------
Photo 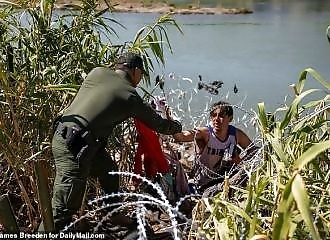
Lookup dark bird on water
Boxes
[234,84,238,94]
[197,75,223,95]
[210,80,224,88]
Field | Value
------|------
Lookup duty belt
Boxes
[55,122,105,148]
[55,121,106,164]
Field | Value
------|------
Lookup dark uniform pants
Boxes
[39,130,119,231]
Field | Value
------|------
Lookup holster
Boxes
[56,122,105,165]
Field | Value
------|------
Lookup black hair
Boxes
[209,101,233,118]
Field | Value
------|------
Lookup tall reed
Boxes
[189,67,329,239]
[0,0,182,231]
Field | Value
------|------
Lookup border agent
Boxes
[40,52,182,231]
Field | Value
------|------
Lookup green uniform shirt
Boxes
[63,67,181,138]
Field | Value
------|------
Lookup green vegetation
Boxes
[0,0,182,232]
[0,0,329,239]
[190,69,330,239]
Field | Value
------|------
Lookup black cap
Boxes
[117,52,148,76]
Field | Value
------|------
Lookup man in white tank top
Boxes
[171,101,257,192]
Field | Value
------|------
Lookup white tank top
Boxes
[195,125,237,186]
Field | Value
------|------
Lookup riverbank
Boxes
[55,0,253,15]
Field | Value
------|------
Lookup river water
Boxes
[105,0,330,133]
[50,1,323,135]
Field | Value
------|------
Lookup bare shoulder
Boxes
[235,127,252,149]
[235,127,249,137]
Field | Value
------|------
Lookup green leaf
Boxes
[302,99,326,109]
[257,102,268,133]
[280,89,318,130]
[248,214,258,239]
[0,0,19,6]
[296,68,330,94]
[300,119,329,134]
[266,135,287,163]
[292,174,321,240]
[272,174,295,240]
[294,140,330,171]
[133,26,146,45]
